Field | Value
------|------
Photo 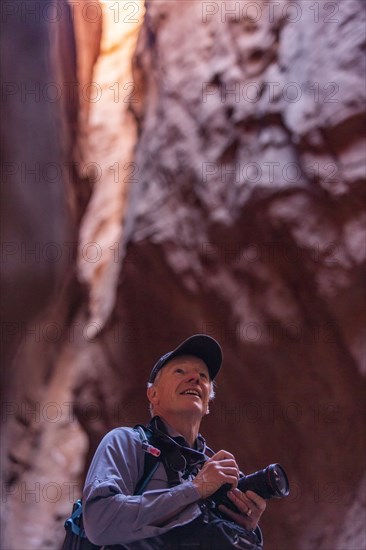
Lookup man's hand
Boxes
[218,488,266,530]
[192,450,240,499]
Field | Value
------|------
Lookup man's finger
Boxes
[221,475,239,488]
[211,450,236,461]
[218,503,256,530]
[216,459,240,472]
[218,504,239,520]
[219,466,239,475]
[246,490,267,512]
[228,489,252,510]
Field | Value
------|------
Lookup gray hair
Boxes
[147,369,216,417]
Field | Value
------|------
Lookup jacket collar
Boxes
[147,416,208,468]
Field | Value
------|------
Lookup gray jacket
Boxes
[83,421,205,546]
[83,419,263,547]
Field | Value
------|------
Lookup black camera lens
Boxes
[268,464,289,497]
[239,463,289,499]
[210,463,289,513]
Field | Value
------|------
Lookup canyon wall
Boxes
[1,1,365,549]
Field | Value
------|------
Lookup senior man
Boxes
[83,334,266,549]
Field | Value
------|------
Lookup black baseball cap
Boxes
[148,334,223,383]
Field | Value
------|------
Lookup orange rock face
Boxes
[1,1,365,549]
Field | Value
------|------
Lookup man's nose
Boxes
[186,372,200,383]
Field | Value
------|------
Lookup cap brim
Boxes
[149,334,222,383]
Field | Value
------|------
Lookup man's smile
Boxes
[180,389,202,398]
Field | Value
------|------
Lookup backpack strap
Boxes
[64,498,84,536]
[133,425,162,495]
[133,424,181,489]
[63,426,163,542]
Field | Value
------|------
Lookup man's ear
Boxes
[147,385,159,406]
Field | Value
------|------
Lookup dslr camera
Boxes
[211,463,290,513]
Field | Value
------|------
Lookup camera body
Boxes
[210,463,289,513]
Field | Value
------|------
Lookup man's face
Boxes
[147,355,211,419]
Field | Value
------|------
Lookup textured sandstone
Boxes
[0,0,76,545]
[0,1,99,547]
[121,1,366,548]
[77,1,145,335]
[1,0,365,549]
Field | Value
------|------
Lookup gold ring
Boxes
[246,508,252,517]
